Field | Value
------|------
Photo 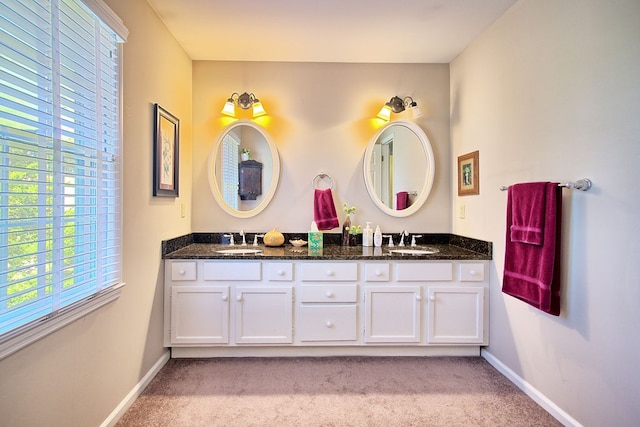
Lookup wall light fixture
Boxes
[376,96,423,121]
[221,92,267,118]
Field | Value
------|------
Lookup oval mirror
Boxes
[363,120,435,217]
[207,120,280,218]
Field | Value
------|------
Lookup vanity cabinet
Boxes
[164,258,488,357]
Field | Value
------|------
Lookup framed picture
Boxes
[458,150,479,196]
[153,104,180,197]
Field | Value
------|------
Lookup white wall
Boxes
[451,0,640,425]
[0,1,192,425]
[191,62,451,234]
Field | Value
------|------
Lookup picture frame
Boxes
[457,150,479,196]
[153,104,180,197]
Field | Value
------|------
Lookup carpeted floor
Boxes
[116,356,561,427]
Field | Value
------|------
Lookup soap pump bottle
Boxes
[362,222,373,247]
[373,225,383,247]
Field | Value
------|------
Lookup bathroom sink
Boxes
[216,248,263,255]
[388,247,439,255]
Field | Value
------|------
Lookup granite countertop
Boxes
[162,233,492,261]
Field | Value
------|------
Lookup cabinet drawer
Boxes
[300,262,358,281]
[170,261,197,281]
[267,263,293,281]
[364,263,390,281]
[396,262,453,281]
[298,305,358,341]
[299,284,358,303]
[203,261,261,281]
[459,263,485,281]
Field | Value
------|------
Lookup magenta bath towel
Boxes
[396,191,409,210]
[502,182,562,315]
[509,182,548,245]
[313,188,339,230]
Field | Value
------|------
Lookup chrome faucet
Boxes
[398,230,409,247]
[239,229,247,246]
[383,235,394,247]
[411,235,422,247]
[223,233,235,246]
[253,234,264,246]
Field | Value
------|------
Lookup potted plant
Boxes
[241,148,250,161]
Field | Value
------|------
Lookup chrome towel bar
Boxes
[499,178,592,191]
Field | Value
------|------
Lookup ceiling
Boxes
[145,0,519,63]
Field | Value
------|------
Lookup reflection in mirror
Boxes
[363,120,435,217]
[208,120,280,218]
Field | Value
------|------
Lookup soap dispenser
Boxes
[362,222,373,247]
[373,225,383,247]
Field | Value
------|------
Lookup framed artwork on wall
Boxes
[458,150,479,196]
[153,103,180,197]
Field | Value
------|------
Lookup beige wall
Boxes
[191,61,451,234]
[451,0,640,425]
[0,1,192,425]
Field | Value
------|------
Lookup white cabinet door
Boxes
[170,286,229,344]
[364,286,422,343]
[234,286,293,344]
[427,286,484,344]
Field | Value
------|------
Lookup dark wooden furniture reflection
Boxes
[238,160,262,200]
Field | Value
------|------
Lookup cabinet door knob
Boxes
[236,295,242,301]
[429,295,436,301]
[325,321,333,328]
[416,295,422,301]
[222,295,228,301]
[326,291,334,298]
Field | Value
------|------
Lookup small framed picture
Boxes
[153,104,180,197]
[458,150,479,196]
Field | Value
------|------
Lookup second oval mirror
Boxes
[363,120,435,217]
[208,120,280,218]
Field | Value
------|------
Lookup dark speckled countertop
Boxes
[162,233,492,261]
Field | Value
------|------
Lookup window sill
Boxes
[0,283,125,361]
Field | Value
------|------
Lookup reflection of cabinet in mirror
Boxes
[238,160,262,200]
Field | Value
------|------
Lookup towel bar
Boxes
[499,178,591,192]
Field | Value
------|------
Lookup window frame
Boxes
[0,0,127,360]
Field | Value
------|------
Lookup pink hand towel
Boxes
[509,182,547,245]
[502,182,562,315]
[313,188,339,230]
[396,191,409,210]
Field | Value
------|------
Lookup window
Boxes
[221,133,239,209]
[0,0,127,357]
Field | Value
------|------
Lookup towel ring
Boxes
[313,172,334,190]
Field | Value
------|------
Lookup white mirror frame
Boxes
[207,120,280,218]
[363,120,435,218]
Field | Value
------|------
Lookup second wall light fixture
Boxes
[221,92,267,118]
[377,96,423,121]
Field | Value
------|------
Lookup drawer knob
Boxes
[326,291,334,298]
[375,270,382,277]
[469,270,477,276]
[179,269,185,275]
[325,321,333,328]
[278,270,285,276]
[326,270,334,276]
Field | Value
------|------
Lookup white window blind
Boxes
[221,133,239,210]
[0,0,125,342]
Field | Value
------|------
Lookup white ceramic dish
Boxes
[289,239,307,247]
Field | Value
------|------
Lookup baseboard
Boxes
[481,349,582,427]
[100,350,170,427]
